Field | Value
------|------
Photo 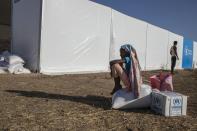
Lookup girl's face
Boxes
[120,49,126,58]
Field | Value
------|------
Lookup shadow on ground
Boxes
[5,90,155,115]
[5,90,112,110]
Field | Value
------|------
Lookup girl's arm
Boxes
[110,59,124,67]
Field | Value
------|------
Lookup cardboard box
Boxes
[151,91,187,116]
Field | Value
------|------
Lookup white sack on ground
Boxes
[0,51,31,74]
[8,62,31,74]
[112,84,152,109]
[14,68,31,74]
[6,55,25,65]
[8,63,24,74]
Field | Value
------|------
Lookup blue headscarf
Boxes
[120,44,141,70]
[120,44,136,57]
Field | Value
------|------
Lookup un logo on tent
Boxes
[185,48,192,56]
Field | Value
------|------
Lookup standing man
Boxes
[170,41,179,74]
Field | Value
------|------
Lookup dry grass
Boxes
[0,70,196,131]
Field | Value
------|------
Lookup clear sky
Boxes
[93,0,197,41]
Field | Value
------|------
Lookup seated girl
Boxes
[110,44,142,98]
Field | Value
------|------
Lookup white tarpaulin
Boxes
[40,0,111,74]
[146,24,169,70]
[193,42,197,68]
[112,84,152,109]
[167,32,183,69]
[111,10,148,70]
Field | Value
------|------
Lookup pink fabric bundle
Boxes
[150,73,173,91]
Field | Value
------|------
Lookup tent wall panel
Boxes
[146,24,169,70]
[40,0,111,74]
[111,10,148,70]
[193,42,197,68]
[11,0,42,71]
[167,32,183,70]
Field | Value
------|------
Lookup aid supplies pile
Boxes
[0,51,31,74]
[112,83,188,117]
[151,90,187,116]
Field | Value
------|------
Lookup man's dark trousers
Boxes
[171,56,176,74]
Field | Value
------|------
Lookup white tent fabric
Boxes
[40,0,111,74]
[146,24,169,70]
[11,0,195,74]
[193,42,197,68]
[167,32,184,69]
[110,10,147,70]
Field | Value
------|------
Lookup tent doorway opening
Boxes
[0,0,11,52]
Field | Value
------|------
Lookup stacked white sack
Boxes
[0,51,31,74]
[7,55,31,74]
[112,84,152,109]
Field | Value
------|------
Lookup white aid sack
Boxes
[112,84,152,109]
[8,63,31,74]
[8,63,24,74]
[5,55,24,65]
[14,68,31,74]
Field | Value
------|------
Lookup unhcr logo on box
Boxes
[170,97,183,116]
[172,98,182,107]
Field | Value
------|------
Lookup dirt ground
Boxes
[0,24,197,131]
[0,70,196,131]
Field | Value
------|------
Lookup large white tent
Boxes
[11,0,197,74]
